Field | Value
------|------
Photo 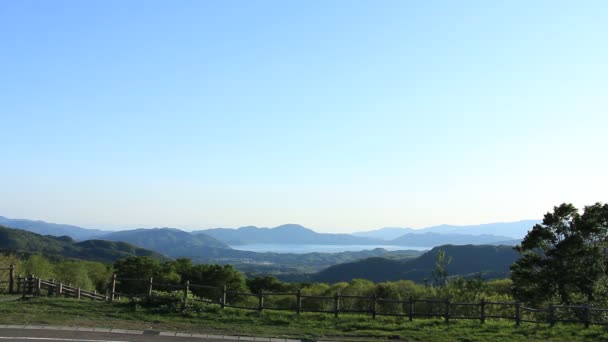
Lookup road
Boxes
[0,326,305,342]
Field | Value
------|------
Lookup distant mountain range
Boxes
[390,232,514,246]
[196,224,385,245]
[0,216,534,260]
[0,216,526,284]
[98,228,230,258]
[0,225,167,263]
[353,220,539,240]
[313,244,519,283]
[0,216,109,240]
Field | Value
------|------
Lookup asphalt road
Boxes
[0,326,304,342]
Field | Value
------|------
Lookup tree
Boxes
[511,203,608,305]
[113,256,162,294]
[432,250,452,287]
[182,264,247,302]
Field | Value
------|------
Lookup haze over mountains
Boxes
[353,220,539,240]
[0,215,536,284]
[0,216,535,249]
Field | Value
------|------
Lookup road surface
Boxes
[0,326,308,342]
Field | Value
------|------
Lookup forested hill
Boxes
[0,216,108,240]
[198,224,383,245]
[313,244,519,283]
[98,228,230,257]
[0,225,168,263]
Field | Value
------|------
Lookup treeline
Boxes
[1,253,512,306]
[0,254,112,292]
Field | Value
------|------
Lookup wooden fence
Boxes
[112,276,608,328]
[16,275,107,301]
[11,274,608,328]
[0,265,16,294]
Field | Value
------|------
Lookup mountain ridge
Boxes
[0,225,168,263]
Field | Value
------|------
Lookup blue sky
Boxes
[1,1,607,232]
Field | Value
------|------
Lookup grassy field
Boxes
[1,297,607,341]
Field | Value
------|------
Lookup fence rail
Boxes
[11,274,608,328]
[15,276,107,301]
[108,275,608,327]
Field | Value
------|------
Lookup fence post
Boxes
[408,296,414,322]
[148,277,153,298]
[584,305,590,328]
[58,283,63,297]
[371,293,377,319]
[445,299,450,325]
[183,281,190,304]
[110,274,116,302]
[77,288,81,299]
[28,275,35,295]
[258,290,264,315]
[222,285,227,309]
[36,277,41,295]
[8,265,15,294]
[296,290,302,315]
[334,293,340,318]
[549,305,555,327]
[480,298,486,324]
[515,303,521,326]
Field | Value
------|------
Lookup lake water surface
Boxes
[229,244,430,254]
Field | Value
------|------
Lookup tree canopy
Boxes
[511,202,608,305]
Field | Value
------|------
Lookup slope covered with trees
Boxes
[0,225,167,263]
[98,228,230,257]
[314,244,519,283]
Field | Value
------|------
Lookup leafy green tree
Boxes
[182,264,247,302]
[246,276,291,293]
[113,256,162,294]
[22,254,55,279]
[511,203,608,305]
[432,250,452,287]
[54,262,94,290]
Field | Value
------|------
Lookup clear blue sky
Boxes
[1,1,607,232]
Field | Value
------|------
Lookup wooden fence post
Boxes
[148,277,153,298]
[58,283,63,297]
[183,281,190,304]
[549,305,555,327]
[515,303,521,327]
[221,285,227,309]
[110,274,116,302]
[28,275,35,295]
[36,277,41,295]
[8,265,15,294]
[296,290,302,315]
[408,296,414,322]
[445,299,450,325]
[480,298,486,324]
[334,293,340,318]
[584,305,590,328]
[371,293,377,319]
[77,288,81,299]
[258,290,264,314]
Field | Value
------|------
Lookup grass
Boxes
[1,297,608,341]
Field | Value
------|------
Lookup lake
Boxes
[229,244,430,254]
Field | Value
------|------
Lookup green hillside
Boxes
[98,228,230,257]
[314,244,519,283]
[0,225,168,262]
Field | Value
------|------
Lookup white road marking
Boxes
[0,337,129,342]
